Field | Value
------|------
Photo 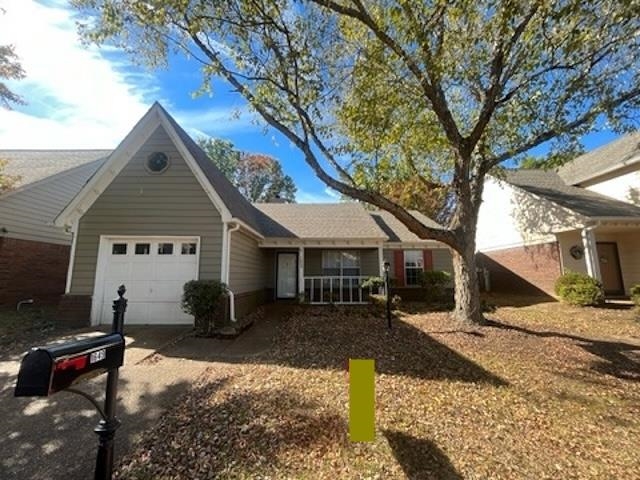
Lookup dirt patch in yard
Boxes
[115,302,640,479]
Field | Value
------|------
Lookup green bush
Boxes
[554,271,604,306]
[181,280,228,335]
[630,284,640,307]
[370,293,401,311]
[361,276,385,292]
[420,270,451,301]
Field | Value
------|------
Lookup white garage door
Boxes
[95,237,199,325]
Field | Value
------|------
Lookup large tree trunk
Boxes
[451,241,484,325]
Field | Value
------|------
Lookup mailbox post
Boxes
[14,285,127,480]
[94,285,127,480]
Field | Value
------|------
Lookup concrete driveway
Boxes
[0,325,207,480]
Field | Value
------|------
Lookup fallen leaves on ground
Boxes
[116,298,640,479]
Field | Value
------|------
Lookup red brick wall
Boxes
[0,237,70,306]
[477,242,561,296]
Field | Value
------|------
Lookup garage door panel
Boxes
[155,263,197,281]
[126,281,153,301]
[152,281,186,300]
[105,262,130,280]
[95,237,199,325]
[130,263,154,280]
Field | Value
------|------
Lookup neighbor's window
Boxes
[404,250,424,286]
[181,243,197,255]
[135,243,150,255]
[322,250,361,276]
[112,243,127,255]
[158,243,174,255]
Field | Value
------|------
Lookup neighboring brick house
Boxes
[476,133,640,297]
[0,152,108,306]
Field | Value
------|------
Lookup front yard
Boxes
[116,298,640,479]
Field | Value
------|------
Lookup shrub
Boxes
[420,270,451,301]
[554,271,604,306]
[361,276,385,292]
[369,293,401,312]
[631,284,640,307]
[181,280,228,336]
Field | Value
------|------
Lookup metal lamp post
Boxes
[383,261,391,329]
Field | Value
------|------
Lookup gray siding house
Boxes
[48,102,453,325]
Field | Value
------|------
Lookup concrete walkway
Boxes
[0,310,283,480]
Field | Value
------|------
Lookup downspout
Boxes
[225,222,241,323]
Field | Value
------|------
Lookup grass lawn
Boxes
[116,298,640,479]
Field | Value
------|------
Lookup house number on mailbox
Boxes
[90,349,107,364]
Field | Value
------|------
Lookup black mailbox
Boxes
[15,333,125,397]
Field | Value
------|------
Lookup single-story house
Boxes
[0,150,108,305]
[476,133,640,297]
[51,102,452,325]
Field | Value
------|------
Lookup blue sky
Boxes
[0,0,628,203]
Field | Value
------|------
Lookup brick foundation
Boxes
[0,237,70,307]
[477,242,561,296]
[56,294,92,328]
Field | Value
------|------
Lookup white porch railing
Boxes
[304,276,376,304]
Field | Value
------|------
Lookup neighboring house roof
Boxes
[557,131,640,185]
[370,210,443,242]
[503,169,640,219]
[0,159,105,244]
[254,203,388,239]
[0,150,112,188]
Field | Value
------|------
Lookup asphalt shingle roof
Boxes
[503,169,640,219]
[0,150,112,188]
[254,203,388,239]
[370,210,443,242]
[557,131,640,185]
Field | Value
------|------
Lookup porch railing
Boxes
[304,276,377,304]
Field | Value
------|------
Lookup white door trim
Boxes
[276,252,298,299]
[91,235,201,326]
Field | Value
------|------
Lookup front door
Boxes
[277,253,297,299]
[597,242,624,295]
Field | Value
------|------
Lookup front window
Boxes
[322,250,361,277]
[404,250,424,286]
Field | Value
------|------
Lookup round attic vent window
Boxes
[146,152,170,173]
[569,245,584,260]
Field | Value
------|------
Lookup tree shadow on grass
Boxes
[485,319,640,381]
[163,306,508,386]
[384,430,463,480]
[0,366,204,480]
[265,308,507,385]
[116,382,348,478]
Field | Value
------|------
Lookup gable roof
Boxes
[254,203,387,239]
[503,169,640,219]
[557,131,640,185]
[370,210,443,242]
[51,102,444,243]
[158,104,271,236]
[0,149,111,188]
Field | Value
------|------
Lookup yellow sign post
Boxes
[349,359,375,442]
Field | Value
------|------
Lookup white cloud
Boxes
[295,188,341,204]
[0,0,154,148]
[175,105,258,139]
